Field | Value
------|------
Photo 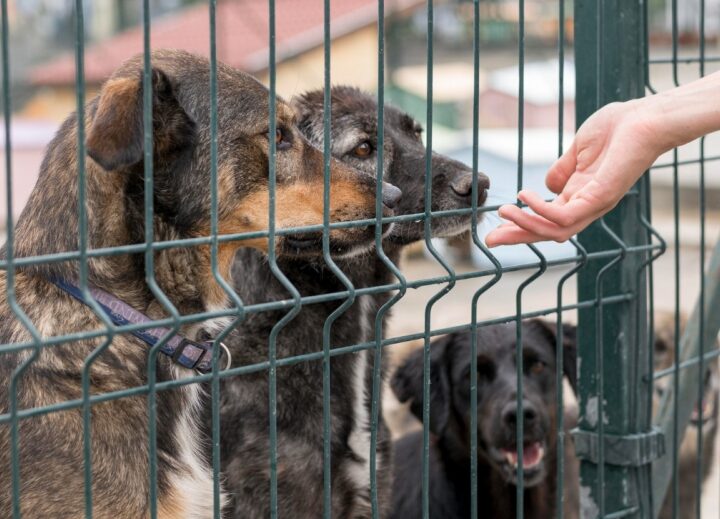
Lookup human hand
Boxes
[485,98,668,246]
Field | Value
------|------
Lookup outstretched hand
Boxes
[485,100,666,247]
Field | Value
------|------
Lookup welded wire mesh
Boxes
[1,1,717,519]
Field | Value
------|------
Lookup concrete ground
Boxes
[383,243,719,517]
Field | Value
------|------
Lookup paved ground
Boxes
[384,244,718,516]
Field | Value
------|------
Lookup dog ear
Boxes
[391,334,454,435]
[86,67,194,172]
[526,319,578,394]
[290,90,323,140]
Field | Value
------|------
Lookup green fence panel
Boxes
[646,2,719,519]
[5,1,718,518]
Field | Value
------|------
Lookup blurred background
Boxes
[0,0,718,514]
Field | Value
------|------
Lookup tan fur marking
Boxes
[156,491,187,519]
[193,176,373,307]
[235,180,374,234]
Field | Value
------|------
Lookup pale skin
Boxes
[485,70,720,247]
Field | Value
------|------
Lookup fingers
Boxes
[485,196,601,246]
[517,190,597,229]
[496,204,571,242]
[485,224,545,247]
[545,142,577,194]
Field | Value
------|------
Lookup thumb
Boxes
[546,142,577,194]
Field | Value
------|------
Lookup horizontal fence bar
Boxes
[0,191,648,270]
[0,293,633,426]
[650,348,720,381]
[649,56,720,64]
[652,154,720,170]
[0,243,664,356]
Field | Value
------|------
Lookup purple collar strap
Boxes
[51,278,230,373]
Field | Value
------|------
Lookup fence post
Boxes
[573,1,655,518]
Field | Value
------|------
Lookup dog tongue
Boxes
[502,442,544,469]
[522,442,543,468]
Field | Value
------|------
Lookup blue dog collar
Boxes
[50,278,228,373]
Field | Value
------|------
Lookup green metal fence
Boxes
[1,0,718,518]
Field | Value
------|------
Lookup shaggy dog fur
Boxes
[215,86,489,518]
[0,52,388,518]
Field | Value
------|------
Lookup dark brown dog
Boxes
[389,320,577,519]
[654,312,719,519]
[0,50,395,518]
[216,86,489,518]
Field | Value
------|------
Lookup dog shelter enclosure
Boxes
[1,0,719,518]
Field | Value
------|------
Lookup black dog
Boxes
[390,320,577,519]
[216,86,489,518]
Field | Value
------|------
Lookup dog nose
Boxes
[502,401,538,429]
[382,183,402,209]
[450,173,490,201]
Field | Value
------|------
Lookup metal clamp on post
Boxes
[571,427,665,467]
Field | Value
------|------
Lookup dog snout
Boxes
[501,400,538,430]
[450,173,490,204]
[382,183,402,210]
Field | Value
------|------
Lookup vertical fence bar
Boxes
[669,5,681,516]
[321,0,337,515]
[515,1,526,515]
[264,2,303,518]
[468,3,506,519]
[695,3,706,517]
[369,2,408,517]
[2,2,43,518]
[207,2,245,517]
[573,0,651,517]
[420,1,459,518]
[317,1,361,517]
[470,5,480,518]
[73,3,116,518]
[140,4,167,518]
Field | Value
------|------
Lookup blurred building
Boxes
[24,0,423,120]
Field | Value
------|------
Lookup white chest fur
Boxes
[345,294,376,498]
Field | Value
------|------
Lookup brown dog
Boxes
[0,50,397,518]
[654,312,719,519]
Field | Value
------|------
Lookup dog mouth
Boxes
[281,224,393,259]
[656,372,718,429]
[386,215,476,245]
[490,441,547,486]
[689,392,718,428]
[284,234,323,251]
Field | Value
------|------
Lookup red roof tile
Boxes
[29,0,421,86]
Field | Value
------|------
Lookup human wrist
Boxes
[619,95,678,157]
[648,80,720,150]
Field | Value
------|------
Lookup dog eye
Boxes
[528,360,545,375]
[273,128,292,150]
[352,141,373,158]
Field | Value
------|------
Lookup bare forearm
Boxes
[643,70,720,152]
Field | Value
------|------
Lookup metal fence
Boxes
[1,0,718,518]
